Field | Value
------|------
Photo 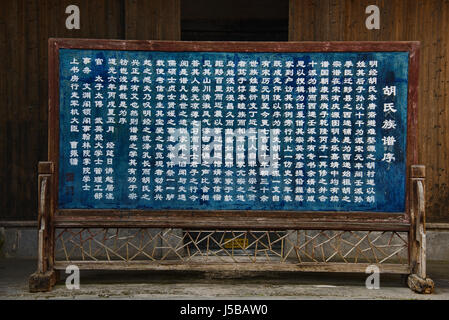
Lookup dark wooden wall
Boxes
[0,0,179,220]
[1,0,448,223]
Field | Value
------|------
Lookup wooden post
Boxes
[29,161,57,292]
[408,165,434,294]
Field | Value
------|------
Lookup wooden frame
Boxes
[29,39,433,294]
[49,39,418,230]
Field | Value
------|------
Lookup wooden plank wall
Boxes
[1,0,448,223]
[0,0,179,220]
[289,0,449,222]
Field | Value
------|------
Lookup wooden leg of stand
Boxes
[408,165,434,294]
[29,162,55,292]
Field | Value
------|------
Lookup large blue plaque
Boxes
[58,49,409,212]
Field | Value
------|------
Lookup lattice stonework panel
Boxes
[54,228,409,265]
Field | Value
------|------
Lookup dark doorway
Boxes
[181,0,289,41]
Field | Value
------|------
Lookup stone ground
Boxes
[0,258,448,299]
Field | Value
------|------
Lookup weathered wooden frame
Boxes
[29,39,433,293]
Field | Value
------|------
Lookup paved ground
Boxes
[0,258,448,299]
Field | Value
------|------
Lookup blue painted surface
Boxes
[58,49,409,212]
